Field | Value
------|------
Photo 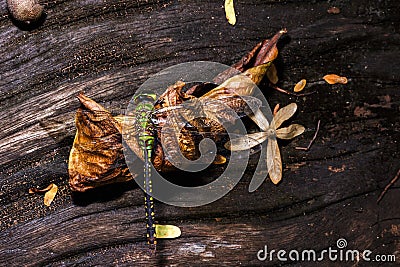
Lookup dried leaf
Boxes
[266,63,279,84]
[272,103,297,129]
[276,124,305,139]
[213,154,227,165]
[249,109,270,131]
[294,79,307,92]
[225,132,268,151]
[323,74,348,85]
[29,183,54,194]
[273,103,280,116]
[68,93,135,192]
[44,184,58,206]
[267,139,282,184]
[211,29,286,85]
[29,183,58,207]
[224,0,236,25]
[155,224,181,239]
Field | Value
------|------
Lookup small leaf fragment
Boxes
[273,103,280,116]
[327,7,341,14]
[44,184,58,206]
[29,183,58,207]
[224,0,236,25]
[29,184,54,194]
[294,79,307,92]
[213,154,227,165]
[323,74,348,85]
[155,224,182,239]
[266,63,279,84]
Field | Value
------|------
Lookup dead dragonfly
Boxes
[68,82,263,248]
[58,29,287,247]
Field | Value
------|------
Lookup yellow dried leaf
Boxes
[323,74,348,84]
[44,184,58,206]
[224,0,236,25]
[155,224,181,239]
[266,63,279,84]
[294,79,307,92]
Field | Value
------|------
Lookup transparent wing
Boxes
[153,95,262,124]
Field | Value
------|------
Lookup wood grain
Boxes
[0,0,399,266]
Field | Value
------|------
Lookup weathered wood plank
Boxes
[0,0,399,266]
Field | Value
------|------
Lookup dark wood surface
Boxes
[1,0,399,266]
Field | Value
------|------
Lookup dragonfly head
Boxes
[134,93,157,104]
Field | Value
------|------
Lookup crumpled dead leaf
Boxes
[68,93,136,192]
[210,29,287,86]
[224,0,236,25]
[29,183,58,206]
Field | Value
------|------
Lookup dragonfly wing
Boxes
[225,132,268,151]
[276,124,305,139]
[273,103,297,129]
[217,95,262,117]
[267,137,282,184]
